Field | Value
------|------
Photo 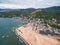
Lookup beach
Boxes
[15,23,60,45]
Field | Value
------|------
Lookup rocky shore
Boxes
[22,18,60,36]
[15,22,60,45]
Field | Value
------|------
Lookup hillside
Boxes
[0,6,60,22]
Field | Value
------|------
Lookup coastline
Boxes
[15,23,60,45]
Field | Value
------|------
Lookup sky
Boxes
[0,0,60,9]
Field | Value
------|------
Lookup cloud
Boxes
[0,0,60,8]
[0,3,26,9]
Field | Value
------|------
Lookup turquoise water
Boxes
[0,18,26,45]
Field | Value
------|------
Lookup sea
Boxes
[0,17,26,45]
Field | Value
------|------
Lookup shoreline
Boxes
[15,23,60,45]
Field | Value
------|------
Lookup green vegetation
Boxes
[31,10,60,20]
[0,11,31,18]
[31,10,60,29]
[0,9,60,29]
[0,10,60,21]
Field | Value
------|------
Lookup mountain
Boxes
[42,6,60,11]
[0,8,36,12]
[0,9,13,12]
[0,6,60,12]
[19,8,36,12]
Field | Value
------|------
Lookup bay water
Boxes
[0,17,26,45]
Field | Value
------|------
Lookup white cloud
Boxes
[0,0,60,9]
[0,3,28,9]
[0,3,50,9]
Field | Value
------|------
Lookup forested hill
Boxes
[0,6,60,12]
[0,6,60,18]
